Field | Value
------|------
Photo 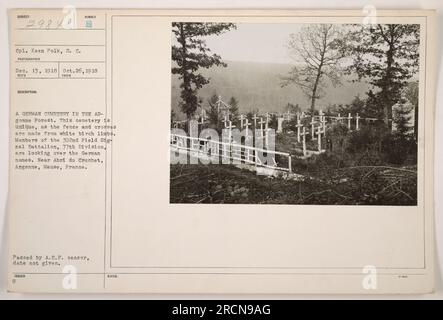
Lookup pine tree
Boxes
[348,95,365,114]
[269,114,278,130]
[363,90,384,119]
[228,97,239,123]
[172,23,236,120]
[346,24,420,129]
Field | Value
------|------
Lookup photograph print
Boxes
[170,22,420,205]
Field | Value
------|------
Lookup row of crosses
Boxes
[222,113,272,147]
[292,111,362,156]
[328,112,361,130]
[195,104,363,157]
[286,111,361,130]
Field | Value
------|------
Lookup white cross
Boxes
[321,114,326,136]
[252,114,259,128]
[295,114,303,143]
[225,120,236,143]
[223,114,230,127]
[258,117,266,138]
[265,113,270,130]
[226,120,235,130]
[285,110,292,121]
[347,113,352,129]
[198,116,207,127]
[277,117,284,133]
[244,118,251,137]
[337,113,343,123]
[310,117,317,139]
[239,114,246,129]
[243,118,252,158]
[316,125,323,152]
[355,113,361,130]
[299,126,308,157]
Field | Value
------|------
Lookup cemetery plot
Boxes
[170,22,419,205]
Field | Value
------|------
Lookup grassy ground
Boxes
[170,162,417,205]
[170,127,417,205]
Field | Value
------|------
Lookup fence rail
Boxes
[170,133,292,173]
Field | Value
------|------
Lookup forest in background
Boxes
[171,60,370,119]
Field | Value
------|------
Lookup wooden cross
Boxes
[239,114,246,129]
[310,117,317,139]
[198,116,207,129]
[226,120,235,130]
[244,118,251,137]
[223,114,230,127]
[252,114,259,128]
[265,113,270,130]
[201,108,207,119]
[295,114,303,143]
[258,117,266,138]
[285,110,292,121]
[277,117,284,133]
[299,126,308,157]
[347,113,352,129]
[264,121,274,149]
[321,114,326,136]
[337,113,343,123]
[355,113,360,130]
[225,120,236,142]
[243,118,252,159]
[316,125,323,152]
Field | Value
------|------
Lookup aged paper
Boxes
[8,9,436,293]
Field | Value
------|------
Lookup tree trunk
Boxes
[178,23,192,122]
[310,30,327,114]
[310,77,319,114]
[383,43,394,131]
[310,60,324,114]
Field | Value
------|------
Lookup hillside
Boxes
[171,60,369,119]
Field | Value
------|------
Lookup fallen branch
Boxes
[336,166,416,174]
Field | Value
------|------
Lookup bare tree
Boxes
[282,24,345,113]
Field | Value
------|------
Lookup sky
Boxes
[204,23,304,64]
